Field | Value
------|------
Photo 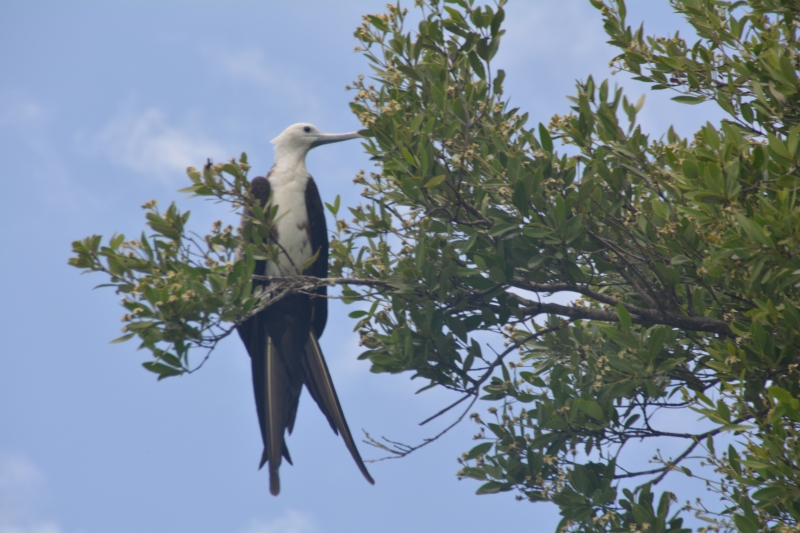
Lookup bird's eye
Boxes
[303,126,311,133]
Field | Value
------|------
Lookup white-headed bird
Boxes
[236,123,374,495]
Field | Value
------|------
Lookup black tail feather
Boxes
[238,287,374,494]
[302,332,375,485]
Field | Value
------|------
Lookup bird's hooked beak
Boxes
[310,131,362,149]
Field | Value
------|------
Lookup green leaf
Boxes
[492,69,505,94]
[301,248,321,272]
[769,386,795,404]
[578,400,605,423]
[647,327,668,359]
[671,95,706,105]
[476,481,509,495]
[564,214,583,244]
[616,303,631,330]
[424,175,447,188]
[538,123,553,152]
[110,233,125,250]
[465,442,493,460]
[752,486,788,501]
[367,14,389,32]
[681,159,698,180]
[142,361,183,380]
[325,194,341,216]
[733,514,759,533]
[523,226,554,238]
[488,223,518,237]
[401,147,417,166]
[733,213,772,247]
[718,423,755,432]
[110,332,135,344]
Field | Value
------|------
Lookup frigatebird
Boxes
[235,123,374,495]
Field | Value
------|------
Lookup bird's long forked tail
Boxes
[251,331,298,496]
[302,332,375,486]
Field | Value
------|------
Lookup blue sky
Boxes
[0,2,728,533]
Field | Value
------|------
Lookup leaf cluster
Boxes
[69,156,268,379]
[69,0,800,530]
[334,0,800,531]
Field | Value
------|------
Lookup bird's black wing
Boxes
[300,176,374,485]
[304,177,328,338]
[236,175,301,496]
[235,176,271,353]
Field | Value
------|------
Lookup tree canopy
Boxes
[70,0,800,531]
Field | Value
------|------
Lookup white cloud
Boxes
[0,90,46,128]
[0,90,99,212]
[214,48,278,89]
[243,510,314,533]
[83,107,227,182]
[0,523,63,533]
[207,47,322,112]
[0,453,62,533]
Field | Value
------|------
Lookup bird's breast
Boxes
[266,173,311,276]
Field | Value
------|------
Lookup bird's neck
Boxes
[272,146,310,177]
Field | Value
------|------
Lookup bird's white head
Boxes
[271,123,360,170]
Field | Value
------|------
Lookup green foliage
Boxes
[337,0,800,531]
[70,0,800,530]
[69,156,266,379]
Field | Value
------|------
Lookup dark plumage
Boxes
[235,124,372,495]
